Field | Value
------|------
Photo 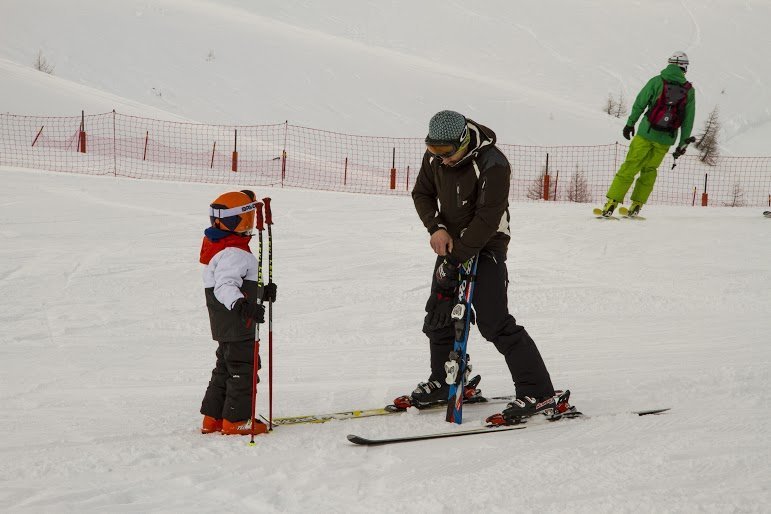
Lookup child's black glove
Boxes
[262,282,277,303]
[234,297,265,324]
[622,125,635,140]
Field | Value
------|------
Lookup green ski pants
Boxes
[606,135,670,204]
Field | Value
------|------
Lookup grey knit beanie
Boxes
[426,110,467,145]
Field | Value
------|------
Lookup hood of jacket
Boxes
[452,119,497,167]
[660,64,688,85]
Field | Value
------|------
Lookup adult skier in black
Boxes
[396,110,569,421]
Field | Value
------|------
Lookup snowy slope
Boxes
[1,0,771,152]
[0,167,768,512]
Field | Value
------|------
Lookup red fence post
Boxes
[389,147,396,190]
[542,153,550,200]
[701,173,709,206]
[231,129,238,172]
[78,110,87,153]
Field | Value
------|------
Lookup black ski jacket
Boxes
[412,119,511,263]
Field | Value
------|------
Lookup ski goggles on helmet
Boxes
[208,201,259,219]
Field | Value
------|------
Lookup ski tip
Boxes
[347,434,368,445]
[634,407,671,416]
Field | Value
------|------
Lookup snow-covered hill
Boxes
[2,0,771,153]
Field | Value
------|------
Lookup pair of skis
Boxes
[444,255,479,424]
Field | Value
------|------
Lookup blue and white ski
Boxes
[445,255,479,424]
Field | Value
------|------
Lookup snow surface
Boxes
[1,1,770,512]
[0,166,769,512]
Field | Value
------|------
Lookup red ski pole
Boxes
[249,201,265,446]
[263,197,274,431]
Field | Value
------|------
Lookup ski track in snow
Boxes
[0,167,769,512]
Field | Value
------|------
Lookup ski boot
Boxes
[486,390,574,426]
[390,374,483,411]
[601,199,618,217]
[201,415,223,434]
[221,418,268,436]
[619,201,643,218]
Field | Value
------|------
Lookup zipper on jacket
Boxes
[456,182,462,208]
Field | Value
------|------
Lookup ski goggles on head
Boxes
[426,143,460,158]
[208,201,259,219]
[426,125,470,159]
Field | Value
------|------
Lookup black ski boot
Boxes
[390,374,482,410]
[486,390,573,426]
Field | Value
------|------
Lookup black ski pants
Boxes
[423,251,555,399]
[200,339,260,422]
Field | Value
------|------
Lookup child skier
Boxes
[199,190,274,435]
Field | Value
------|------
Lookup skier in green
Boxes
[600,51,696,217]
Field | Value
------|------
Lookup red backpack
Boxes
[646,78,692,134]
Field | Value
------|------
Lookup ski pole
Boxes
[263,197,274,432]
[671,136,697,169]
[249,201,265,446]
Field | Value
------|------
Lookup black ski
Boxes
[347,425,526,446]
[634,408,671,416]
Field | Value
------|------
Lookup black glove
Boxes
[233,297,265,324]
[262,282,277,303]
[672,146,687,159]
[622,125,635,140]
[434,259,459,292]
[423,292,455,332]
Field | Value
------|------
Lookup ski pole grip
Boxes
[263,197,273,225]
[255,202,265,231]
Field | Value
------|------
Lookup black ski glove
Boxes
[262,282,277,303]
[434,259,459,292]
[423,292,455,332]
[672,146,687,159]
[622,125,635,140]
[233,297,265,324]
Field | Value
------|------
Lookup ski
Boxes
[446,255,479,424]
[348,407,671,446]
[617,206,646,220]
[634,408,671,416]
[763,211,771,218]
[347,425,526,446]
[272,394,515,426]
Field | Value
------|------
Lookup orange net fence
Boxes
[2,112,770,207]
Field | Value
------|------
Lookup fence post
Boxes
[231,129,238,172]
[112,110,117,176]
[553,169,559,201]
[692,186,697,206]
[701,173,709,206]
[281,120,288,187]
[406,165,410,191]
[210,141,217,168]
[78,110,87,153]
[31,125,44,147]
[143,130,149,161]
[542,153,550,200]
[389,147,397,190]
[344,157,348,186]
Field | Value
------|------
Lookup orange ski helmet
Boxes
[209,190,257,234]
